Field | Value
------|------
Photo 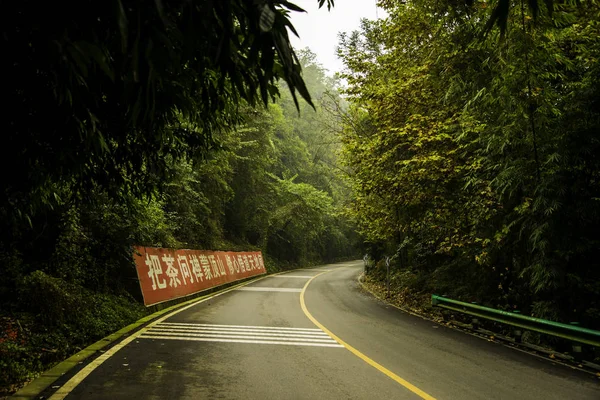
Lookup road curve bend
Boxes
[47,261,599,400]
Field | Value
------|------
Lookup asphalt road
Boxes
[51,261,599,400]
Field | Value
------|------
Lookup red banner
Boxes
[133,246,267,306]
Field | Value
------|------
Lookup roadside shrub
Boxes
[0,271,147,394]
[19,271,145,340]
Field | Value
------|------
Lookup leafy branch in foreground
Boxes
[0,0,331,223]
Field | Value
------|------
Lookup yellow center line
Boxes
[300,271,437,400]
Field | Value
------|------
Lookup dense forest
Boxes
[0,0,356,392]
[2,0,599,395]
[0,47,356,392]
[338,0,600,333]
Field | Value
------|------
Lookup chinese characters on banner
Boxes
[133,246,267,306]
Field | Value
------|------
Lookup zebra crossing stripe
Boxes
[158,322,322,331]
[150,327,329,337]
[235,287,303,292]
[140,335,344,348]
[139,323,344,348]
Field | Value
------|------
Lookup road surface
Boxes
[48,261,599,399]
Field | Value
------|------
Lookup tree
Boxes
[0,0,333,227]
[339,0,600,327]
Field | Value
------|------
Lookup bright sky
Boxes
[288,0,386,75]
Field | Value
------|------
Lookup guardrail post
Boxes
[437,295,449,321]
[512,311,522,343]
[470,303,479,330]
[572,343,583,362]
[570,322,584,362]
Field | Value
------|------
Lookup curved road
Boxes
[48,261,599,399]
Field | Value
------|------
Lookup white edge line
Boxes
[48,277,268,400]
[140,335,345,348]
[157,322,322,331]
[143,331,336,342]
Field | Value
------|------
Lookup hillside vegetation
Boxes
[0,41,356,393]
[338,0,600,334]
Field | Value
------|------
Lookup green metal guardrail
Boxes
[431,294,600,347]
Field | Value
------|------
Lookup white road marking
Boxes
[48,268,346,400]
[148,328,329,339]
[141,331,338,343]
[140,335,344,348]
[269,275,315,279]
[159,322,322,331]
[139,323,343,348]
[236,287,302,292]
[48,278,269,400]
[151,326,329,336]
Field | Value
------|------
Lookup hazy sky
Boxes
[288,0,386,75]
